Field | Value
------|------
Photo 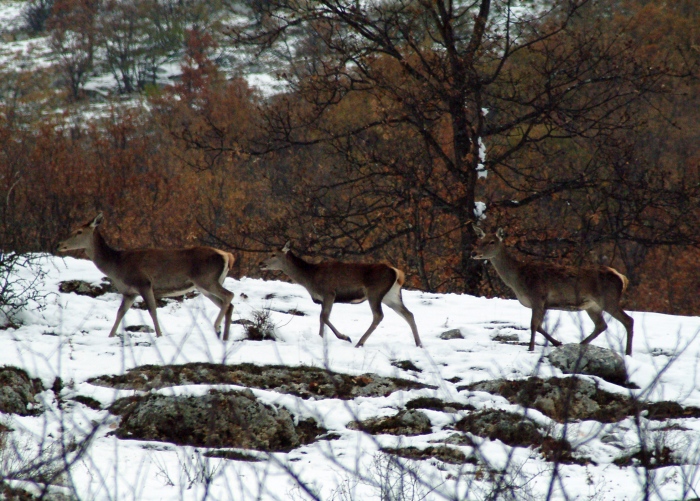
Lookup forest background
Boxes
[0,0,698,315]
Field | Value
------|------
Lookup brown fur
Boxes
[472,226,634,355]
[261,243,422,347]
[57,213,235,340]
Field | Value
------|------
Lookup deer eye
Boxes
[77,230,83,235]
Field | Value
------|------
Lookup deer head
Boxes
[260,241,292,271]
[57,213,103,253]
[471,225,506,260]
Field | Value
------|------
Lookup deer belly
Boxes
[335,290,368,304]
[154,284,197,298]
[549,300,597,311]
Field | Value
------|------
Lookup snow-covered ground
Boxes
[1,254,699,500]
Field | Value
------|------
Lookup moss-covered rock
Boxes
[349,410,432,436]
[0,367,44,416]
[110,389,323,452]
[90,363,429,400]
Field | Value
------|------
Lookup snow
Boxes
[1,254,699,500]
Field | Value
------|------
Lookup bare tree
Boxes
[211,0,686,294]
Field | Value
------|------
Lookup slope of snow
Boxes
[1,255,699,500]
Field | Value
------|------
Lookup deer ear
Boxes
[90,212,104,228]
[281,241,291,253]
[472,224,485,238]
[496,228,505,240]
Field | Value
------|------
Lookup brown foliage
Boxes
[0,0,699,316]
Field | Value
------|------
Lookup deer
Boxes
[57,213,236,340]
[260,242,422,348]
[471,226,634,355]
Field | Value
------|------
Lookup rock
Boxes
[491,333,520,343]
[466,376,700,424]
[58,279,116,297]
[467,377,628,423]
[455,409,544,448]
[0,367,44,416]
[381,445,474,465]
[440,329,464,340]
[111,389,323,452]
[88,363,430,400]
[392,360,421,372]
[405,397,474,413]
[124,325,154,333]
[349,410,432,436]
[548,344,628,385]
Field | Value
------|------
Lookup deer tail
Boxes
[392,267,406,287]
[226,252,238,278]
[606,267,629,294]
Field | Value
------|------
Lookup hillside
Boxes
[0,255,699,500]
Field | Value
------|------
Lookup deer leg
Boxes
[606,307,634,356]
[223,304,233,341]
[581,308,608,346]
[320,295,351,342]
[530,302,561,349]
[197,283,234,340]
[138,286,163,337]
[382,287,422,347]
[355,298,384,348]
[535,324,562,347]
[108,294,137,337]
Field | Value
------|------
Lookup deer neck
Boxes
[488,246,524,292]
[282,251,318,288]
[87,230,120,273]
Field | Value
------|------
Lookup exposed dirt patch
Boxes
[349,410,432,436]
[645,401,700,420]
[110,389,324,452]
[269,308,306,316]
[392,360,421,372]
[614,445,679,469]
[452,410,587,464]
[464,377,700,423]
[88,363,430,400]
[0,366,44,416]
[382,445,475,465]
[0,483,36,501]
[70,395,102,410]
[455,409,544,448]
[539,437,591,465]
[204,449,265,461]
[59,279,116,297]
[405,397,474,413]
[491,333,521,343]
[124,325,154,333]
[133,291,198,310]
[58,279,198,310]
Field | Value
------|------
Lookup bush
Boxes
[0,253,47,327]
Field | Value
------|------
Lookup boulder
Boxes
[111,389,323,452]
[548,344,628,385]
[455,409,544,448]
[349,410,432,436]
[0,367,44,416]
[440,329,464,340]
